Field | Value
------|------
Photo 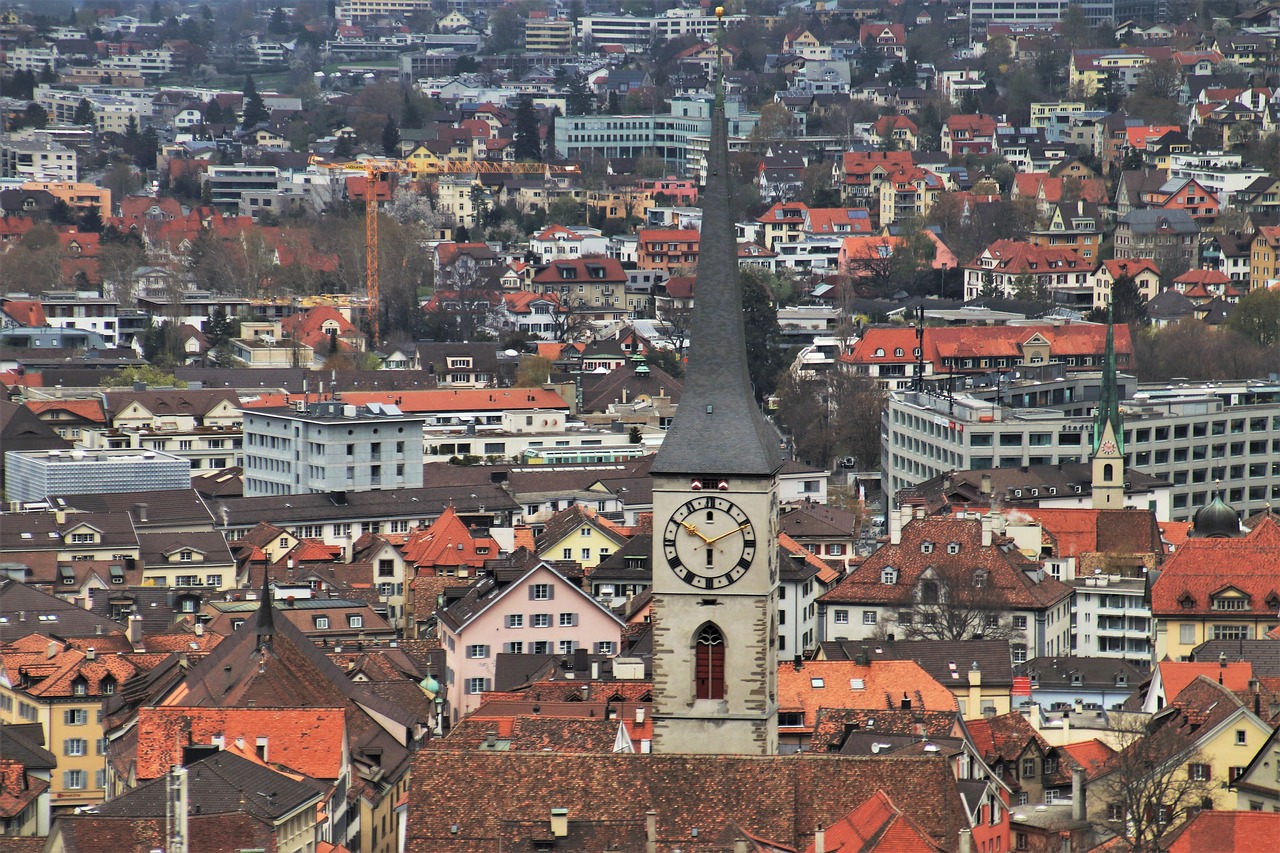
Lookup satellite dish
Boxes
[504,349,518,357]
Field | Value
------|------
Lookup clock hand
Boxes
[704,524,750,547]
[680,521,710,543]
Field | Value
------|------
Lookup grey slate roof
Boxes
[650,98,782,477]
[90,749,322,820]
[1191,639,1280,677]
[0,578,127,636]
[821,638,1015,687]
[1119,208,1198,234]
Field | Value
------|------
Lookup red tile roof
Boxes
[402,506,499,571]
[1150,517,1280,615]
[1162,809,1280,853]
[241,388,569,413]
[1156,661,1253,701]
[819,515,1072,611]
[135,706,346,780]
[778,660,957,729]
[1,300,46,326]
[806,790,946,853]
[25,398,107,423]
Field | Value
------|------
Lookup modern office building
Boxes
[241,400,427,497]
[553,96,759,173]
[5,448,191,504]
[883,373,1280,522]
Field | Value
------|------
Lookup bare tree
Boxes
[547,296,595,343]
[891,564,1023,642]
[1092,712,1219,853]
[776,370,885,471]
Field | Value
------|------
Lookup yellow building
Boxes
[0,636,150,811]
[534,504,629,571]
[1250,226,1280,290]
[525,16,573,53]
[20,181,111,219]
[1150,515,1280,662]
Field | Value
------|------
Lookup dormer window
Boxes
[973,569,988,588]
[72,677,88,697]
[874,348,885,357]
[894,348,904,357]
[1071,673,1083,686]
[947,542,961,555]
[921,541,934,554]
[882,567,898,585]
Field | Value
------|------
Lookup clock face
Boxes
[662,496,757,589]
[1099,439,1117,455]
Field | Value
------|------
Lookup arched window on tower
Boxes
[695,624,725,700]
[1103,462,1114,480]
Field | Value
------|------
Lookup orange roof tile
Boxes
[806,790,946,853]
[240,388,569,413]
[1157,661,1253,700]
[1150,517,1280,615]
[777,660,957,729]
[25,398,107,423]
[1162,804,1280,851]
[135,706,346,780]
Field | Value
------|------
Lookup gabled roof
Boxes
[535,504,629,552]
[1162,810,1280,853]
[1150,517,1280,615]
[438,560,625,634]
[402,506,499,570]
[406,752,970,853]
[778,660,958,727]
[807,790,947,853]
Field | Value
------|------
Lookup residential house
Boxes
[962,239,1093,301]
[1113,209,1199,268]
[878,164,944,226]
[436,560,626,722]
[871,115,919,150]
[635,228,699,273]
[816,513,1073,666]
[833,151,914,207]
[1142,177,1220,222]
[530,256,630,323]
[941,115,998,158]
[1250,226,1280,289]
[1150,515,1280,662]
[1027,201,1104,261]
[1090,258,1162,309]
[534,504,629,572]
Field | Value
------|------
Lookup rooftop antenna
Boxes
[912,304,925,393]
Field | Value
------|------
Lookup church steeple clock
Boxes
[649,9,783,756]
[1091,304,1125,510]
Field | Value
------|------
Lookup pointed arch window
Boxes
[1103,462,1115,480]
[695,625,726,700]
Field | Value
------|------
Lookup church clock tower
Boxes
[649,10,784,756]
[1091,304,1125,510]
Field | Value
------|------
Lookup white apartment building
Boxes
[884,376,1280,522]
[1167,151,1268,208]
[0,134,77,182]
[34,87,142,135]
[7,46,59,73]
[242,401,427,497]
[41,291,119,345]
[100,49,174,77]
[336,0,434,23]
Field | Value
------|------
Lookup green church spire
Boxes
[1093,301,1123,456]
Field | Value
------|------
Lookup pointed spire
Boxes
[651,7,781,477]
[1093,300,1123,456]
[255,563,275,651]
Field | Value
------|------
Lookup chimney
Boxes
[814,825,825,853]
[900,692,911,710]
[958,828,972,853]
[635,707,645,723]
[86,647,95,661]
[484,731,498,749]
[645,810,657,853]
[734,841,748,853]
[980,473,992,495]
[591,661,601,680]
[133,503,148,523]
[127,611,144,646]
[550,808,568,838]
[981,515,993,547]
[1072,768,1086,822]
[968,662,982,712]
[889,505,906,545]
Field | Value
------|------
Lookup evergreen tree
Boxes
[513,96,542,161]
[334,135,355,159]
[23,103,47,130]
[125,115,139,139]
[205,97,224,124]
[402,92,423,129]
[269,6,289,34]
[607,90,621,114]
[79,206,105,233]
[137,126,160,170]
[39,64,55,84]
[381,114,400,156]
[565,72,594,116]
[241,75,269,129]
[73,98,95,127]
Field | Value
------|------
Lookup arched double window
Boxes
[695,624,725,700]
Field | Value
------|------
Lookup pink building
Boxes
[438,561,626,723]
